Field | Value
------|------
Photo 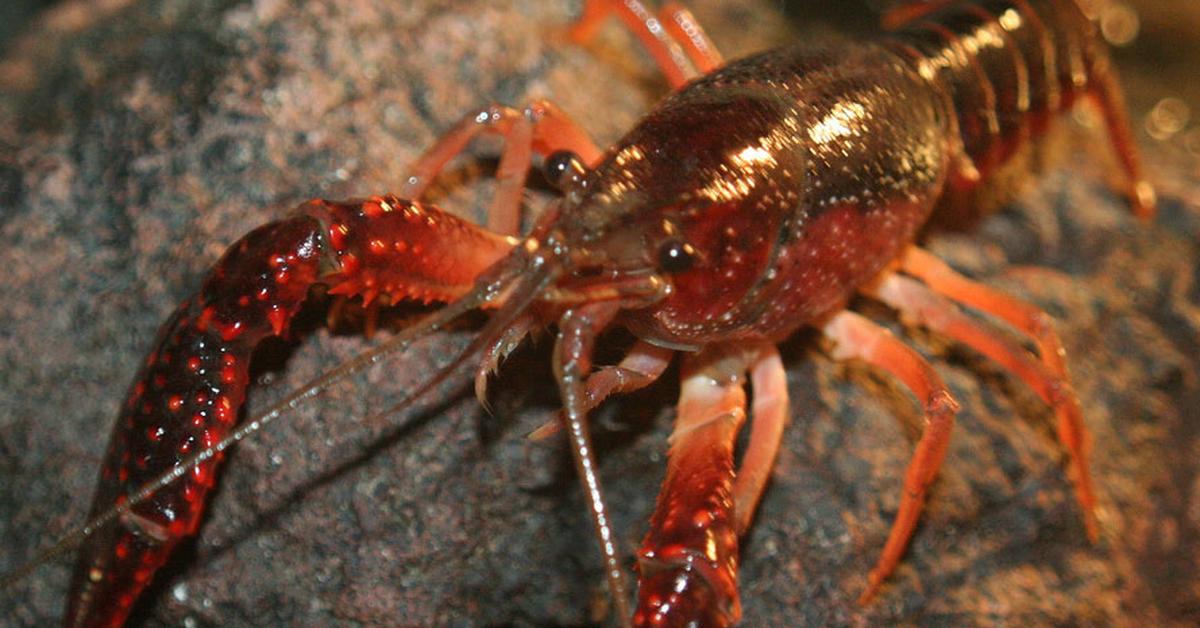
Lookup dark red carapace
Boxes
[42,1,1152,626]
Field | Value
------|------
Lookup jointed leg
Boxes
[658,2,722,74]
[901,247,1077,379]
[867,263,1099,541]
[1086,66,1156,218]
[570,0,724,89]
[821,310,960,604]
[528,340,675,441]
[401,100,603,235]
[898,247,1099,539]
[543,340,783,535]
[731,344,788,535]
[637,344,749,626]
[582,340,676,409]
[635,341,788,625]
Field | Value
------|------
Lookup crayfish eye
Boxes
[543,150,586,190]
[657,239,696,274]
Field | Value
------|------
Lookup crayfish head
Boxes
[545,84,807,347]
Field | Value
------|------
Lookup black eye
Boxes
[657,239,696,274]
[543,150,586,190]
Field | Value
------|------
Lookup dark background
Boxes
[1,0,1197,625]
[0,0,57,53]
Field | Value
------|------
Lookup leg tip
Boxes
[1083,511,1101,544]
[857,573,883,606]
[527,418,561,441]
[1132,180,1157,221]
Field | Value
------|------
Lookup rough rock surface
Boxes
[1,0,1198,625]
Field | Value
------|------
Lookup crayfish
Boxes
[0,0,1162,625]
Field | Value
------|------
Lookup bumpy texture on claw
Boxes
[635,346,749,627]
[66,198,513,627]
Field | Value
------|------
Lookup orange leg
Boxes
[569,0,723,89]
[867,265,1099,543]
[731,344,788,535]
[582,340,676,409]
[658,2,723,74]
[401,99,604,235]
[897,247,1099,539]
[636,344,750,627]
[821,311,961,604]
[528,340,675,441]
[1085,60,1157,218]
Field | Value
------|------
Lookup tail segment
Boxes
[884,0,1154,219]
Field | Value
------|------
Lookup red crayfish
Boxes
[2,0,1157,625]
